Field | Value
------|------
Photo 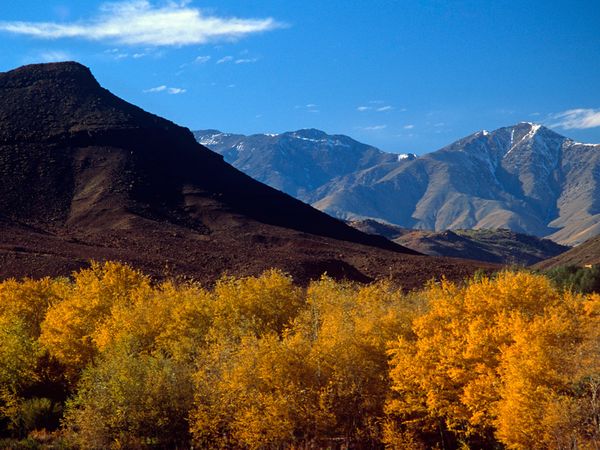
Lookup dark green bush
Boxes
[545,265,600,294]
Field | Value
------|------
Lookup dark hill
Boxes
[535,235,600,269]
[349,219,570,266]
[0,62,491,287]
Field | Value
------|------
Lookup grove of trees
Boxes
[0,262,598,449]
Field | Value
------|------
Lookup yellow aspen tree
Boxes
[386,271,564,447]
[40,262,150,380]
[495,292,600,449]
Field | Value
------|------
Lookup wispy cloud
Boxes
[144,85,167,93]
[216,55,258,64]
[194,55,211,64]
[143,84,186,94]
[104,47,163,60]
[37,50,73,62]
[294,104,319,113]
[404,124,414,130]
[357,105,393,112]
[235,57,258,64]
[0,0,284,47]
[550,108,600,129]
[362,125,387,131]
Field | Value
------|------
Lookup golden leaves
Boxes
[0,264,598,448]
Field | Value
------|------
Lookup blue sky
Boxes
[0,0,599,154]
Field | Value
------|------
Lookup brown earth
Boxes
[349,219,570,266]
[0,62,494,288]
[534,235,600,270]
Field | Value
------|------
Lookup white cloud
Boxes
[357,105,393,112]
[0,0,283,47]
[362,125,387,131]
[144,84,186,94]
[217,55,233,64]
[235,57,258,64]
[550,108,600,129]
[294,104,319,113]
[106,47,162,60]
[144,85,167,92]
[404,124,414,129]
[194,55,211,64]
[37,50,72,62]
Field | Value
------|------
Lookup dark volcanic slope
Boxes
[0,62,491,287]
[0,62,405,248]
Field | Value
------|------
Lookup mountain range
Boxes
[195,125,600,246]
[0,62,491,287]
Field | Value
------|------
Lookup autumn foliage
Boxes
[0,262,598,449]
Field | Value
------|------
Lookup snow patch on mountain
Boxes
[570,141,599,147]
[505,123,542,157]
[398,153,417,161]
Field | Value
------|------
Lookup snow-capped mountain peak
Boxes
[194,124,600,246]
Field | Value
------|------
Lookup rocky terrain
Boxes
[0,62,493,288]
[350,219,569,266]
[535,235,600,269]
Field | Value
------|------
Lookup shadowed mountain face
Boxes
[0,63,401,244]
[196,124,600,246]
[535,235,600,269]
[194,129,413,202]
[349,219,570,266]
[194,129,415,203]
[0,62,492,286]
